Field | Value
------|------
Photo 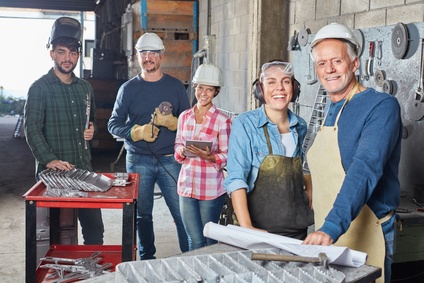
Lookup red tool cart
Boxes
[23,173,139,283]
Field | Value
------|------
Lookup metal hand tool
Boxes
[251,252,328,269]
[414,39,424,102]
[84,93,91,150]
[412,198,424,208]
[376,41,383,66]
[364,41,375,80]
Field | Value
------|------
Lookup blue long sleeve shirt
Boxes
[224,105,307,195]
[108,74,190,156]
[320,88,402,242]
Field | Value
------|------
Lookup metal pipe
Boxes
[207,0,211,35]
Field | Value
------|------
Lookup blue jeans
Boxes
[382,214,397,283]
[126,152,189,259]
[179,194,226,250]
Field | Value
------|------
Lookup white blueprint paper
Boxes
[203,222,367,267]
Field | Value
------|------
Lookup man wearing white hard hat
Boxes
[174,63,231,251]
[303,23,402,283]
[108,32,190,259]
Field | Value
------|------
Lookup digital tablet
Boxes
[185,140,212,157]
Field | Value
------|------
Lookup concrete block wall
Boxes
[198,0,250,115]
[198,0,424,114]
[291,0,424,35]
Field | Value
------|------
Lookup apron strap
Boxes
[320,81,360,131]
[377,210,394,225]
[263,125,273,155]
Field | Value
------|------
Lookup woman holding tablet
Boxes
[174,63,231,250]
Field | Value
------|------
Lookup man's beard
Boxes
[55,61,76,74]
[143,60,159,73]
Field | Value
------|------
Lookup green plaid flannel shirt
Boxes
[24,68,97,175]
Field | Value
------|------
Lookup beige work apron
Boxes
[307,83,386,283]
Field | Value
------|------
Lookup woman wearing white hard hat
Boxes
[174,63,231,250]
[224,60,313,240]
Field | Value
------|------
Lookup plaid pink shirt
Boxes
[174,105,231,200]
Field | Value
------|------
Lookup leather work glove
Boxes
[131,124,159,142]
[152,107,178,131]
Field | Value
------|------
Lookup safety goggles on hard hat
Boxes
[260,61,294,82]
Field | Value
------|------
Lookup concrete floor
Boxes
[0,116,180,282]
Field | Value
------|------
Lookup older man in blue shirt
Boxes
[304,23,402,283]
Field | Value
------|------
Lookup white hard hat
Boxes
[309,23,360,55]
[135,33,165,51]
[192,63,224,87]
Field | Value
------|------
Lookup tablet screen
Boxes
[185,140,212,157]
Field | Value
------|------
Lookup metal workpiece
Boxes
[115,248,345,283]
[39,252,112,282]
[39,168,114,197]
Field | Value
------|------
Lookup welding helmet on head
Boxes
[135,33,165,52]
[253,61,300,104]
[192,63,224,87]
[47,17,82,48]
[309,23,360,55]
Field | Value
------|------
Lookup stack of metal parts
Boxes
[39,251,112,282]
[39,168,113,197]
[115,248,345,283]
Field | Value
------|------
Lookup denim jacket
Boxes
[224,105,307,195]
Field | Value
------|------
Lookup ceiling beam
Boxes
[0,0,97,12]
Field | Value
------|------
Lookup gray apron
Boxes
[248,125,313,239]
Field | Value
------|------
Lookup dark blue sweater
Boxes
[108,74,190,156]
[321,88,402,242]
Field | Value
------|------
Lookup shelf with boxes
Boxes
[130,0,198,85]
[87,79,125,151]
